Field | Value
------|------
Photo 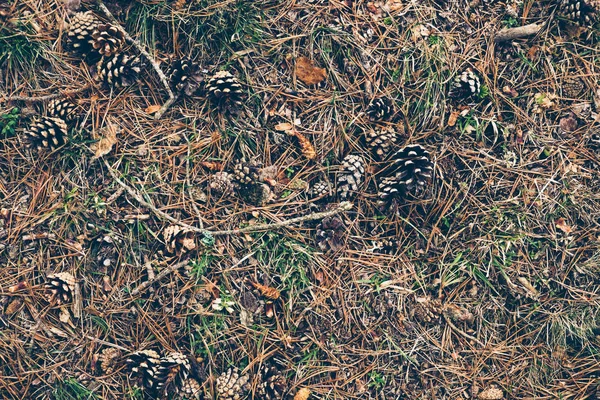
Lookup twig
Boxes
[105,160,353,236]
[494,23,542,43]
[443,313,485,347]
[130,259,190,296]
[2,84,92,103]
[95,0,175,119]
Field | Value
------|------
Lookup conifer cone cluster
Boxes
[336,154,366,200]
[366,97,394,121]
[365,126,399,160]
[559,0,600,25]
[378,144,434,201]
[44,272,77,305]
[449,68,482,100]
[206,71,243,106]
[26,116,68,151]
[91,24,125,57]
[168,58,205,97]
[66,11,100,55]
[95,53,142,88]
[215,368,250,400]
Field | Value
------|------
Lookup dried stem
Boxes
[95,0,175,119]
[2,83,92,103]
[494,23,542,43]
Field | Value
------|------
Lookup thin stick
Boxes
[443,313,485,347]
[95,0,175,119]
[130,259,190,296]
[494,23,542,43]
[2,84,92,103]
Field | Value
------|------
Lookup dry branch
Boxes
[494,23,542,42]
[2,83,92,103]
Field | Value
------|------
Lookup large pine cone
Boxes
[95,53,142,87]
[257,365,286,399]
[215,368,250,400]
[559,0,600,25]
[206,71,243,106]
[168,58,204,97]
[47,98,78,122]
[365,126,398,160]
[378,144,433,200]
[91,24,125,57]
[366,97,394,121]
[154,352,191,394]
[448,68,481,100]
[44,272,76,304]
[26,116,68,150]
[66,11,100,55]
[126,350,162,391]
[336,154,365,200]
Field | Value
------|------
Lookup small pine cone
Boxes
[206,71,243,106]
[370,239,399,255]
[232,160,260,185]
[44,272,76,304]
[177,378,203,399]
[126,350,162,391]
[365,126,398,160]
[66,11,100,55]
[239,183,272,206]
[47,98,78,122]
[26,116,68,150]
[366,97,394,121]
[413,297,443,324]
[96,347,122,375]
[379,144,433,200]
[589,133,600,150]
[163,225,197,255]
[215,368,250,400]
[559,0,600,25]
[316,216,346,252]
[257,365,286,399]
[336,154,365,200]
[154,352,191,393]
[168,58,204,97]
[91,24,125,57]
[562,77,586,98]
[209,171,235,196]
[478,385,504,400]
[95,53,141,87]
[308,180,332,200]
[449,68,481,99]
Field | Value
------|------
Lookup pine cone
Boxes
[413,297,443,324]
[206,71,243,106]
[44,272,76,304]
[370,239,399,255]
[559,0,600,25]
[308,180,332,200]
[95,53,141,87]
[478,385,504,400]
[163,225,197,255]
[365,126,398,160]
[257,365,286,399]
[177,378,203,399]
[366,97,394,121]
[126,350,162,391]
[91,24,125,57]
[232,160,260,185]
[562,77,586,98]
[168,58,204,97]
[154,352,191,393]
[66,11,100,55]
[378,144,433,200]
[26,116,68,150]
[47,98,78,122]
[96,347,122,375]
[209,171,235,196]
[336,154,365,200]
[449,68,481,99]
[316,216,346,252]
[215,368,250,400]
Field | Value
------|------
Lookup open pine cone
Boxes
[126,350,162,391]
[215,368,250,400]
[308,180,332,200]
[45,272,77,304]
[91,24,125,57]
[206,71,243,106]
[177,378,204,399]
[257,365,286,399]
[316,216,346,252]
[168,58,204,97]
[26,116,68,150]
[154,352,191,394]
[47,98,78,122]
[66,11,100,55]
[96,347,122,375]
[95,53,141,87]
[378,144,433,200]
[232,160,260,185]
[366,97,394,121]
[336,154,365,200]
[365,126,398,160]
[559,0,600,25]
[208,171,235,196]
[413,297,444,324]
[163,225,197,255]
[449,68,481,100]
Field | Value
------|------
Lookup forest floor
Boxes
[1,0,600,399]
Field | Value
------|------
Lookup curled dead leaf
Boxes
[294,388,311,400]
[144,105,162,114]
[274,122,294,132]
[293,132,316,160]
[250,281,280,300]
[447,110,460,127]
[296,57,327,86]
[91,120,119,160]
[555,217,573,234]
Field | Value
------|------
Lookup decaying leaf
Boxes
[555,217,573,234]
[294,388,312,400]
[91,120,119,160]
[447,110,461,127]
[163,225,197,254]
[199,161,223,170]
[250,281,280,300]
[274,122,294,132]
[296,57,327,86]
[144,105,161,114]
[293,132,316,160]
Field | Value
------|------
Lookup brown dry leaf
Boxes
[274,122,294,132]
[145,105,161,114]
[293,132,316,160]
[5,298,22,315]
[502,85,518,98]
[296,57,327,86]
[447,110,461,127]
[91,121,119,160]
[526,45,539,61]
[555,217,573,234]
[294,388,311,400]
[559,115,578,133]
[199,161,222,170]
[251,282,280,300]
